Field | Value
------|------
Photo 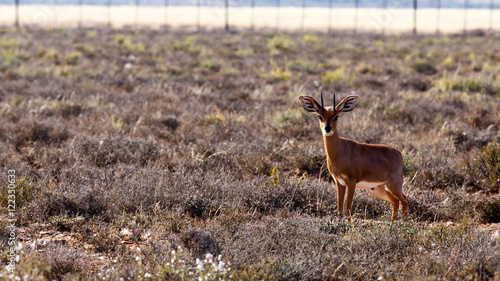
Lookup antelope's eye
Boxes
[317,115,323,121]
[334,115,339,122]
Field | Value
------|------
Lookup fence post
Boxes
[382,0,387,35]
[53,0,56,28]
[301,0,305,31]
[490,0,494,30]
[436,0,440,34]
[15,0,19,28]
[354,0,359,34]
[107,0,111,27]
[135,0,139,28]
[276,0,280,30]
[463,0,468,35]
[79,0,83,28]
[328,0,332,33]
[413,0,417,35]
[197,0,200,30]
[225,0,228,31]
[251,0,255,30]
[164,0,168,28]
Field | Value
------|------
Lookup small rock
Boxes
[120,228,133,241]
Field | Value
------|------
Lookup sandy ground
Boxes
[0,5,499,34]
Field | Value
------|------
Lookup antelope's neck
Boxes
[323,130,342,163]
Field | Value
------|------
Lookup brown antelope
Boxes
[299,93,408,221]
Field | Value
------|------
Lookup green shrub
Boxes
[322,66,345,83]
[465,140,500,193]
[303,34,319,44]
[114,34,145,52]
[267,34,295,55]
[65,52,81,65]
[44,50,60,61]
[0,176,38,209]
[254,59,291,81]
[236,48,251,57]
[442,55,456,69]
[482,141,500,188]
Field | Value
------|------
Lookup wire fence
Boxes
[1,0,498,34]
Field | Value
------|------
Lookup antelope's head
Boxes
[299,93,360,137]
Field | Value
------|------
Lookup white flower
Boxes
[136,256,140,261]
[144,273,152,278]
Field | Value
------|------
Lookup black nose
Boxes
[325,121,332,133]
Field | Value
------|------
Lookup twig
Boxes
[133,234,157,266]
[332,262,345,278]
[264,122,290,141]
[318,160,327,184]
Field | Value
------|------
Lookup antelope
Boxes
[299,93,408,221]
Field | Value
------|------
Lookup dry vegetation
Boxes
[0,27,499,280]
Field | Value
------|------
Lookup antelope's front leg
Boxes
[336,180,346,215]
[345,181,356,222]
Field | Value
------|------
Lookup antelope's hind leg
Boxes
[366,185,400,221]
[386,179,409,219]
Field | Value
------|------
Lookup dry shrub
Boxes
[475,196,500,223]
[181,229,221,258]
[465,140,500,193]
[41,246,84,280]
[70,135,160,166]
[80,221,119,253]
[6,117,69,148]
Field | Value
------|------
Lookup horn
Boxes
[320,91,324,109]
[333,93,336,108]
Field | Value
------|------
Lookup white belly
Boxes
[333,176,385,191]
[356,181,386,190]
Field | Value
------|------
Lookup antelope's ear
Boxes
[335,95,360,112]
[298,95,321,112]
